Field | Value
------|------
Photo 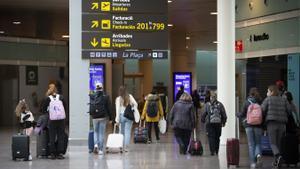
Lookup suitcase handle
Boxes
[193,128,197,141]
[113,124,121,134]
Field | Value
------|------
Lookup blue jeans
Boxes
[93,118,107,151]
[245,127,262,164]
[120,114,133,147]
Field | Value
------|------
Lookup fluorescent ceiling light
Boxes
[13,21,21,25]
[213,41,218,44]
[186,36,190,40]
[0,31,5,34]
[210,12,218,15]
[62,35,69,38]
[167,24,173,27]
[168,0,173,3]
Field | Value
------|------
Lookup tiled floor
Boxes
[2,126,298,169]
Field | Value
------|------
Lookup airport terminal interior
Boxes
[0,0,300,169]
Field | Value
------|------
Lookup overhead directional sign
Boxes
[82,0,168,59]
[82,32,167,50]
[82,14,167,32]
[82,0,167,14]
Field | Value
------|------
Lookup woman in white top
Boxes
[115,86,139,151]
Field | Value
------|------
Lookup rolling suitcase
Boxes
[261,134,273,156]
[226,138,240,168]
[36,129,49,158]
[134,120,148,143]
[226,118,240,168]
[281,133,299,167]
[88,130,94,153]
[106,124,124,153]
[12,134,30,161]
[188,129,203,156]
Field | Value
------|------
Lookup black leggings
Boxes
[48,120,65,155]
[206,124,222,154]
[174,128,192,152]
[147,122,160,141]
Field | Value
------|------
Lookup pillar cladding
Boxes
[69,0,89,143]
[217,0,236,145]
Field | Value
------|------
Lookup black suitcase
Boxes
[134,121,148,143]
[36,130,49,158]
[12,134,30,161]
[281,133,299,167]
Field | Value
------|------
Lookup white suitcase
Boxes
[106,124,124,153]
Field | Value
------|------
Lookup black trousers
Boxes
[206,123,222,154]
[147,122,160,141]
[48,120,65,155]
[174,128,192,152]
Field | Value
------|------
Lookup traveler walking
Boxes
[237,87,263,169]
[169,92,195,154]
[115,86,140,152]
[141,88,164,143]
[89,83,112,155]
[261,85,289,168]
[201,91,227,156]
[175,85,184,102]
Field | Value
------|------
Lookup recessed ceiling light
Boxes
[0,31,5,34]
[167,24,173,27]
[168,0,173,3]
[13,21,21,25]
[62,35,69,38]
[186,37,190,40]
[213,41,218,44]
[210,12,218,15]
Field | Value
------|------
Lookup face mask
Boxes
[267,90,271,97]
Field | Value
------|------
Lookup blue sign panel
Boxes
[89,64,105,91]
[173,72,192,101]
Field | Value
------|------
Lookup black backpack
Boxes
[89,93,107,118]
[147,100,158,117]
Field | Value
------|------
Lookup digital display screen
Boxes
[173,72,192,101]
[89,64,105,91]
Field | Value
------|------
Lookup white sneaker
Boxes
[28,154,32,161]
[256,154,263,168]
[250,163,256,169]
[98,150,104,155]
[93,145,99,154]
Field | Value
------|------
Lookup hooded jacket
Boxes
[141,94,164,122]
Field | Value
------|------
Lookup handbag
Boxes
[124,104,135,121]
[158,117,167,134]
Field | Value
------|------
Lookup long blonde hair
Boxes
[15,99,29,117]
[179,92,192,102]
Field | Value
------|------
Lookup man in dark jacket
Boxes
[175,85,184,102]
[201,91,227,156]
[89,83,112,155]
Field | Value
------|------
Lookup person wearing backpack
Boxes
[89,83,112,155]
[237,88,263,169]
[261,85,290,168]
[41,83,67,159]
[201,91,227,156]
[141,88,164,144]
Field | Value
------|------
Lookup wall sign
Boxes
[26,66,38,85]
[250,33,269,42]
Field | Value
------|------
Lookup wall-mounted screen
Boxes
[173,72,192,101]
[89,64,105,91]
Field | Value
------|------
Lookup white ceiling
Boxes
[0,0,217,50]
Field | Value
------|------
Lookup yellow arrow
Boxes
[91,20,99,28]
[91,2,99,10]
[90,38,98,47]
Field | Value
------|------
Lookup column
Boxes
[69,0,89,143]
[217,0,236,144]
